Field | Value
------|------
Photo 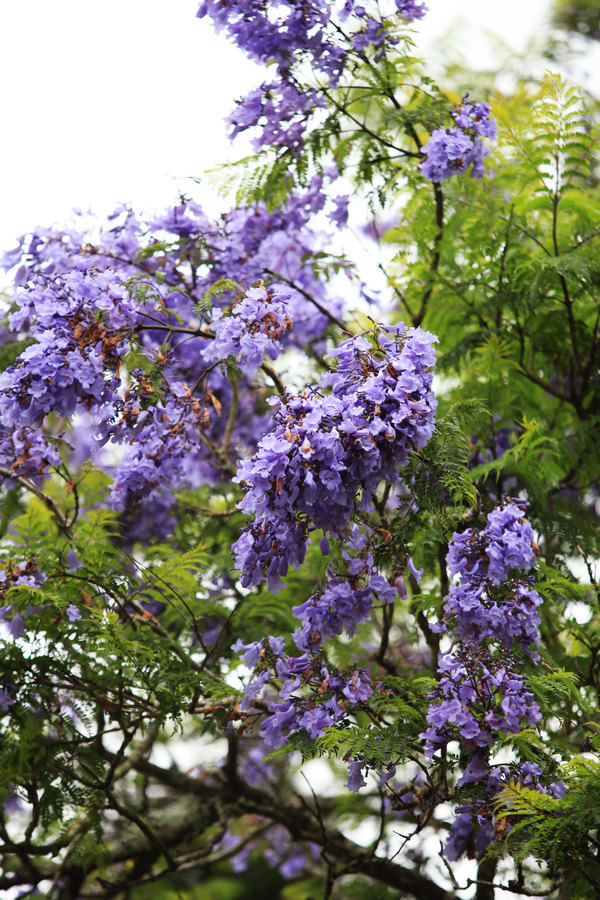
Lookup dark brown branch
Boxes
[260,362,286,396]
[413,181,444,328]
[263,267,351,334]
[552,157,582,374]
[100,752,458,900]
[476,857,498,900]
[0,467,74,539]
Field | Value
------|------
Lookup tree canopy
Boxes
[1,2,600,898]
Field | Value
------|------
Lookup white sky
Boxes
[0,0,566,253]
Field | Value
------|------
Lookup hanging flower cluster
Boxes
[197,0,428,150]
[422,500,552,859]
[233,323,438,590]
[419,94,497,182]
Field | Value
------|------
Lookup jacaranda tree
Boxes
[1,2,600,898]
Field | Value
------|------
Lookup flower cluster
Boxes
[424,501,542,754]
[215,821,320,877]
[0,268,135,430]
[0,426,62,479]
[234,634,373,748]
[198,1,426,81]
[233,323,437,589]
[421,643,541,756]
[226,82,325,151]
[423,501,546,859]
[445,762,567,862]
[293,575,374,652]
[419,94,497,182]
[291,524,400,650]
[197,1,427,149]
[232,516,414,752]
[441,502,543,653]
[395,0,427,18]
[202,284,293,377]
[0,185,346,536]
[262,658,373,748]
[197,1,343,80]
[0,559,47,640]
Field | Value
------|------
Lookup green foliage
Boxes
[197,277,245,314]
[490,753,600,894]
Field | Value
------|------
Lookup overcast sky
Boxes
[0,0,565,252]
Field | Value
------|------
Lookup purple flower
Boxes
[66,604,82,622]
[407,555,423,585]
[457,754,489,786]
[419,95,496,183]
[232,638,266,668]
[67,548,83,572]
[0,688,15,711]
[346,759,367,792]
[445,813,474,861]
[342,669,372,703]
[329,195,349,227]
[396,0,427,19]
[5,613,24,639]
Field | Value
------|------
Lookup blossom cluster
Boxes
[422,643,541,756]
[233,323,437,590]
[197,1,427,150]
[202,284,293,377]
[198,1,426,80]
[293,572,374,652]
[197,1,344,80]
[0,426,61,479]
[0,184,346,540]
[395,0,427,18]
[234,633,373,749]
[0,268,134,429]
[419,95,497,182]
[423,500,546,859]
[215,819,320,878]
[111,373,216,510]
[441,502,542,652]
[231,517,415,754]
[227,82,325,152]
[446,762,567,862]
[0,559,47,640]
[423,501,542,754]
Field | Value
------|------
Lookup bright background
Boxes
[0,0,588,253]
